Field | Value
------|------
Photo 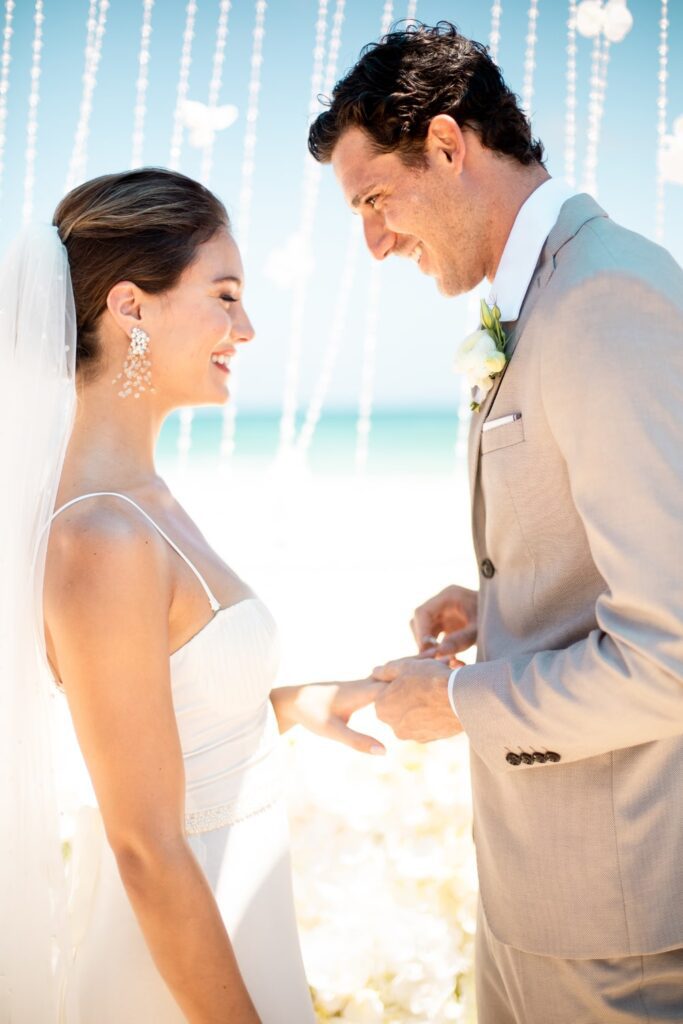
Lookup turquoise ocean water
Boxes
[157,408,463,476]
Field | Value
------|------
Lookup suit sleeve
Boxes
[453,254,683,772]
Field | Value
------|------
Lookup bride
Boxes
[0,166,385,1023]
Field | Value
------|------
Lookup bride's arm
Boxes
[45,508,260,1024]
[270,680,387,755]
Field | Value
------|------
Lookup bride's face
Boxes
[108,227,254,407]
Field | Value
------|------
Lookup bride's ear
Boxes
[105,280,146,336]
[425,114,466,173]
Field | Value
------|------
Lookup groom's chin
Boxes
[435,275,462,298]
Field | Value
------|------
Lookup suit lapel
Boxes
[466,313,526,502]
[466,192,609,506]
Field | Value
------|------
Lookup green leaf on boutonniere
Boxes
[480,299,506,353]
[480,299,495,332]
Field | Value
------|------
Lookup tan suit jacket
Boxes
[455,193,683,958]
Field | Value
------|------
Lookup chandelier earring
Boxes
[112,326,155,398]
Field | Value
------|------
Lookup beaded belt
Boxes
[184,783,283,835]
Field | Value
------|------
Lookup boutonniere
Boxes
[454,299,508,412]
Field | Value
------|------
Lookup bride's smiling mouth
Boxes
[211,349,235,375]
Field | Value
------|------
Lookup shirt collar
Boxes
[487,177,578,322]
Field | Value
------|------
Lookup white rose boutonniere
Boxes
[454,299,508,412]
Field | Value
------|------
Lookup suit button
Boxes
[506,752,522,766]
[520,752,534,765]
[481,558,496,579]
[532,751,547,763]
[545,751,561,763]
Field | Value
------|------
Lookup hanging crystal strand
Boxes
[581,31,610,197]
[345,0,394,471]
[521,0,540,117]
[296,218,362,458]
[355,262,380,474]
[321,0,345,96]
[200,0,232,186]
[295,0,392,462]
[0,0,15,208]
[177,407,195,473]
[564,0,578,186]
[235,0,267,252]
[276,0,343,458]
[167,1,199,469]
[168,0,198,171]
[216,0,267,463]
[489,0,503,64]
[64,0,110,192]
[130,0,154,169]
[580,34,601,194]
[380,0,394,36]
[655,0,669,243]
[21,0,44,223]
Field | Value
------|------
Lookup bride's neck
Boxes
[58,373,171,499]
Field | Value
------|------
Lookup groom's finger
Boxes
[372,662,401,682]
[411,610,440,651]
[433,627,477,657]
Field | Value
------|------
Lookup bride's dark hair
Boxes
[53,167,230,381]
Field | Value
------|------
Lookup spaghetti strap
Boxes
[50,492,222,613]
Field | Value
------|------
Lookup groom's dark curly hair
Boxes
[308,20,545,168]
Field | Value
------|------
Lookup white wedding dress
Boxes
[48,492,316,1024]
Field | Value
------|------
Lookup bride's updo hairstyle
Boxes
[53,167,230,381]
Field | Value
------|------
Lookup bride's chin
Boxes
[207,388,231,406]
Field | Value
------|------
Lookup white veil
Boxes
[0,224,78,1020]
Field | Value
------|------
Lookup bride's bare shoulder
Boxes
[45,496,172,614]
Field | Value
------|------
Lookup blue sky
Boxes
[1,0,680,412]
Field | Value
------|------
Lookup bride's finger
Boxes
[341,680,387,709]
[327,718,386,756]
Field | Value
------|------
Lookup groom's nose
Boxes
[363,216,396,261]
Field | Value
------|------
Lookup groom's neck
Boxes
[484,163,551,284]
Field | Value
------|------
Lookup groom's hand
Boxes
[411,584,478,660]
[372,658,464,743]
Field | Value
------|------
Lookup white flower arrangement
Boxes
[283,724,478,1023]
[454,300,508,412]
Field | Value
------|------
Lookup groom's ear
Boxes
[425,115,466,173]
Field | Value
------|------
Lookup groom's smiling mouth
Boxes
[410,243,424,265]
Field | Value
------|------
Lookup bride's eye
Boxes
[220,294,238,304]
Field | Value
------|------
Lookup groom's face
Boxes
[331,125,484,297]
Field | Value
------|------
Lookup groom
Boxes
[308,21,683,1024]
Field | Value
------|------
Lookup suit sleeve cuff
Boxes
[447,666,463,717]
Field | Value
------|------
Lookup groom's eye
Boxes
[366,194,380,209]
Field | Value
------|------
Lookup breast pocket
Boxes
[481,412,525,454]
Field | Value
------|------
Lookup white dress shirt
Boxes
[448,176,577,718]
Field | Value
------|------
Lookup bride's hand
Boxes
[270,680,387,756]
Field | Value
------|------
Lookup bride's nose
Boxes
[232,308,255,345]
